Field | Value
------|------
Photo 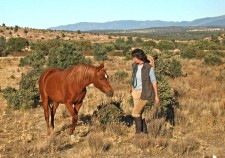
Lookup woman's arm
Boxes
[152,82,160,104]
[149,68,160,104]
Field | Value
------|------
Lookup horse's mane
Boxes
[67,64,96,84]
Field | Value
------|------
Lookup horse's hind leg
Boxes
[41,94,51,135]
[50,101,59,129]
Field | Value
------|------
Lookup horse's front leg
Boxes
[74,103,83,115]
[65,103,78,136]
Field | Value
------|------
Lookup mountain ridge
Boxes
[49,15,225,31]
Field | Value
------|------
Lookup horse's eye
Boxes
[99,77,105,80]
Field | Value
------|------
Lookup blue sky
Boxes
[1,0,225,29]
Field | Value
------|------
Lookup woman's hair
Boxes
[131,48,149,63]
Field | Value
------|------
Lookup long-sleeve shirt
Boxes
[134,64,156,90]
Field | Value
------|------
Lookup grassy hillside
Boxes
[0,26,225,157]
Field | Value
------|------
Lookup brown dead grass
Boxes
[0,55,225,157]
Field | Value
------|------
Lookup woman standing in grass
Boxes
[131,48,160,134]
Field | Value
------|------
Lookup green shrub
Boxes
[48,42,88,69]
[6,37,29,52]
[24,29,29,34]
[114,38,130,51]
[144,56,180,121]
[211,51,225,57]
[19,50,46,68]
[32,39,62,54]
[135,37,143,44]
[157,58,182,79]
[14,25,19,32]
[103,44,115,52]
[204,53,223,66]
[180,46,198,59]
[93,102,124,127]
[2,87,20,108]
[167,59,182,78]
[126,36,134,45]
[2,69,41,109]
[142,40,157,47]
[0,36,6,56]
[157,40,175,51]
[157,76,175,108]
[92,43,108,61]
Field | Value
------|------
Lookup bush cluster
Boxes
[92,43,108,61]
[48,42,89,69]
[93,102,124,127]
[156,58,182,79]
[204,52,224,66]
[2,69,41,109]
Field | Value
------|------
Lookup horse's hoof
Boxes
[47,130,51,136]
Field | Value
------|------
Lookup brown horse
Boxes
[39,63,113,136]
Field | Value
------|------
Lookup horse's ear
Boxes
[97,63,104,71]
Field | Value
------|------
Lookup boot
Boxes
[134,117,142,134]
[142,118,148,134]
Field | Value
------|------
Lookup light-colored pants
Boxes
[132,90,148,118]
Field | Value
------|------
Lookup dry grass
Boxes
[0,56,225,157]
[0,26,117,43]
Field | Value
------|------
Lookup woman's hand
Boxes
[154,96,160,105]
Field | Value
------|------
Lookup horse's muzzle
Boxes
[106,91,114,97]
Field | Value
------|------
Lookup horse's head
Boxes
[93,63,114,97]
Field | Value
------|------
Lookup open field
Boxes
[0,55,224,157]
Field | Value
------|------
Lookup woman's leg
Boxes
[132,90,147,133]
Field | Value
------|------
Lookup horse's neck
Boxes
[68,65,95,88]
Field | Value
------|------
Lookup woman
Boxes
[131,48,159,134]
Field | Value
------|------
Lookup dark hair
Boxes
[131,48,149,63]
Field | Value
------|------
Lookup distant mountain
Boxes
[49,15,225,31]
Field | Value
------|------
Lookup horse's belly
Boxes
[47,91,64,103]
